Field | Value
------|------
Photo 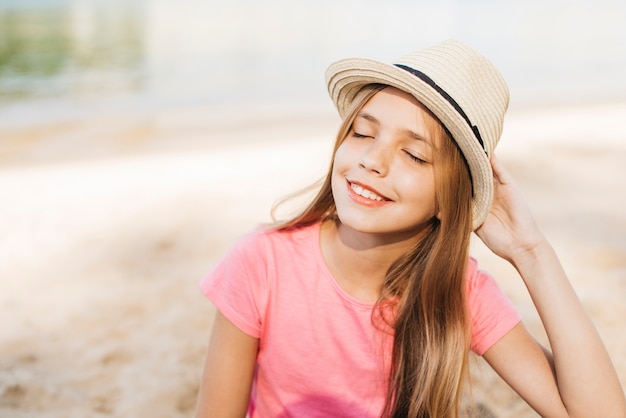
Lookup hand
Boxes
[478,158,626,418]
[475,155,546,266]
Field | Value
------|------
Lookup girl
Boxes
[194,40,626,417]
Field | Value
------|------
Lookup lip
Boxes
[346,179,392,207]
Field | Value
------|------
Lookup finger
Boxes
[490,154,511,185]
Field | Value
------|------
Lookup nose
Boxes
[359,139,391,176]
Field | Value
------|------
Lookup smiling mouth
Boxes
[349,181,388,202]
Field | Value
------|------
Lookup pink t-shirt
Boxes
[200,223,520,417]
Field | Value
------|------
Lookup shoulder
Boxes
[465,256,501,296]
[227,222,321,263]
[465,257,522,355]
[465,256,506,305]
[465,257,485,289]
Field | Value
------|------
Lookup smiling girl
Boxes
[194,41,626,417]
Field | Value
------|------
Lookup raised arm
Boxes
[476,156,626,417]
[194,310,259,418]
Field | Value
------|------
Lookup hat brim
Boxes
[325,57,493,230]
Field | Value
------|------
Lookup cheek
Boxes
[400,170,437,207]
[330,146,347,189]
[333,141,350,164]
[331,142,354,176]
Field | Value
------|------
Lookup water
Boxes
[1,0,626,127]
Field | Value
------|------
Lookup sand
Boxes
[1,100,625,417]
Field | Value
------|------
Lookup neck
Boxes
[320,219,424,303]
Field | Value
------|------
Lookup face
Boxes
[331,86,441,243]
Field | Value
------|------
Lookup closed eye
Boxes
[352,131,374,139]
[404,150,427,164]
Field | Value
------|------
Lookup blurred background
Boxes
[1,1,625,417]
[1,0,625,130]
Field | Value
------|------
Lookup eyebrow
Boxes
[356,112,432,145]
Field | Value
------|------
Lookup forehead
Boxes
[357,86,441,141]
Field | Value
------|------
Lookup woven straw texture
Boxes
[325,40,509,230]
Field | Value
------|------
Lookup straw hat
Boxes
[325,40,509,230]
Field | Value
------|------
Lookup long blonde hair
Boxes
[275,84,474,417]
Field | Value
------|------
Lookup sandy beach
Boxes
[1,100,625,417]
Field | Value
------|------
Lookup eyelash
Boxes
[405,151,426,164]
[352,130,426,164]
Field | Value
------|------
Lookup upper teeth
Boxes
[351,183,383,201]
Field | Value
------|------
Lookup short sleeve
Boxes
[199,231,270,338]
[467,258,521,355]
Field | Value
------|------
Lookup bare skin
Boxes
[194,311,258,418]
[194,90,626,417]
[194,157,626,417]
[478,156,626,417]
